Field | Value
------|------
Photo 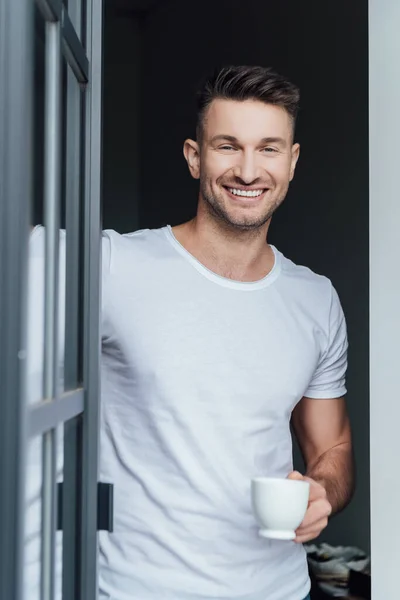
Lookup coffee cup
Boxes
[251,476,310,540]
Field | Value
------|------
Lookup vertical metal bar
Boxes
[0,1,33,600]
[62,5,83,596]
[80,0,104,598]
[64,61,82,391]
[41,17,62,600]
[62,417,82,600]
[41,429,58,600]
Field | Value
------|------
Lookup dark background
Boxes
[102,0,370,553]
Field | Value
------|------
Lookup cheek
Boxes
[204,155,236,181]
[268,160,292,184]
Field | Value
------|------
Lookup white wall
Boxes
[369,0,400,597]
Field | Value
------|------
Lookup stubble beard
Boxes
[200,176,289,233]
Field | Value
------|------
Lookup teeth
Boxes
[228,188,264,197]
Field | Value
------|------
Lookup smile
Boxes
[225,187,266,198]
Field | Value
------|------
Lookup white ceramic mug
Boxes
[251,476,310,540]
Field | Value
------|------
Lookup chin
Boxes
[203,191,272,230]
[219,212,270,231]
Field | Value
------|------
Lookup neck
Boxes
[172,205,274,282]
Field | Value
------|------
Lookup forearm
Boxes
[306,442,355,515]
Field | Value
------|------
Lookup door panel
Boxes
[0,2,103,600]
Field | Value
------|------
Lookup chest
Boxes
[103,280,323,416]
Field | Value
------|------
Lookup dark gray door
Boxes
[0,1,103,599]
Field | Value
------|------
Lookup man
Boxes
[27,65,354,600]
[98,65,354,600]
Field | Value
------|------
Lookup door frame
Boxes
[0,1,103,599]
[369,0,400,597]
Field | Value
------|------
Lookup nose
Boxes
[234,150,261,184]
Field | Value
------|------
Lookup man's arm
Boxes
[291,396,355,514]
[288,396,355,543]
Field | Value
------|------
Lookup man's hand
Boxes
[287,471,332,543]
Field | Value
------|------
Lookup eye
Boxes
[219,145,236,151]
[262,147,278,153]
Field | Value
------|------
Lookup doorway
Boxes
[1,0,399,598]
[103,2,400,597]
[103,2,370,598]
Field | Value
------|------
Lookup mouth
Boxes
[223,186,268,201]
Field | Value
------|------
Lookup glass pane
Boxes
[27,225,45,405]
[23,436,43,600]
[63,63,84,391]
[24,427,64,600]
[28,224,66,404]
[61,415,82,598]
[55,425,64,600]
[29,6,46,400]
[64,0,84,45]
[31,6,66,403]
[33,5,45,229]
[26,20,46,590]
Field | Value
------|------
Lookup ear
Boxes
[289,143,300,181]
[183,139,200,179]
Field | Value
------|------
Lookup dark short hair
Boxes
[196,65,300,141]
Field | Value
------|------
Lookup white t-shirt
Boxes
[98,226,348,600]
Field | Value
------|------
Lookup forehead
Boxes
[203,99,292,143]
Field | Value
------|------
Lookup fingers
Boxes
[294,498,332,543]
[297,498,332,530]
[287,470,304,481]
[295,519,328,544]
[286,473,331,543]
[299,477,328,505]
[287,472,325,501]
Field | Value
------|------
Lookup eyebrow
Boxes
[209,135,288,148]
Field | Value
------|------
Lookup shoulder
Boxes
[29,225,66,250]
[101,226,170,276]
[29,226,66,271]
[102,227,167,250]
[274,248,344,328]
[276,248,333,298]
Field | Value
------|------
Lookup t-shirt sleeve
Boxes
[304,284,348,399]
[102,232,111,278]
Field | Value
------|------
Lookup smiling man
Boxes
[26,65,354,600]
[95,65,355,600]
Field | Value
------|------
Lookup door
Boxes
[0,1,103,599]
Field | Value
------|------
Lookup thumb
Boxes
[287,470,305,481]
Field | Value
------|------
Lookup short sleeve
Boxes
[102,231,112,277]
[304,284,348,399]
